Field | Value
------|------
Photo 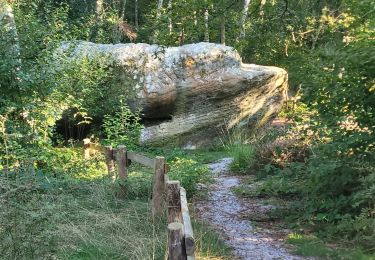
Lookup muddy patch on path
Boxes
[194,158,305,260]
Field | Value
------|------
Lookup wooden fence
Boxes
[83,139,195,259]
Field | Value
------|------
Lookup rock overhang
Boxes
[58,41,288,148]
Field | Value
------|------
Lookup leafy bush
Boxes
[254,137,375,250]
[255,162,306,198]
[102,99,143,149]
[37,147,108,180]
[168,157,209,197]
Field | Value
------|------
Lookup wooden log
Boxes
[83,138,90,159]
[152,156,166,216]
[112,148,118,159]
[104,146,115,177]
[167,181,182,224]
[116,145,127,179]
[165,174,170,191]
[116,145,127,196]
[180,187,195,258]
[127,151,155,169]
[168,222,186,260]
[165,163,171,173]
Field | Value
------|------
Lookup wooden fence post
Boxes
[83,138,90,159]
[116,145,127,179]
[180,187,195,258]
[104,145,115,177]
[167,180,182,224]
[152,156,166,216]
[116,145,127,197]
[168,222,186,260]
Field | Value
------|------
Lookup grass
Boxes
[231,168,375,259]
[227,144,256,173]
[0,148,231,260]
[193,220,232,259]
[287,233,375,260]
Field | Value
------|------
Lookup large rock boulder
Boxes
[60,41,287,148]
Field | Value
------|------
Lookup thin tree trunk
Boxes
[259,0,266,20]
[220,15,226,45]
[204,8,209,42]
[90,0,104,40]
[168,0,172,34]
[134,0,138,30]
[96,0,104,20]
[120,0,127,20]
[152,0,164,43]
[156,0,163,18]
[193,10,197,26]
[0,1,21,72]
[178,27,185,46]
[239,0,251,40]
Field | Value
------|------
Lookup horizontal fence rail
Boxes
[83,138,195,259]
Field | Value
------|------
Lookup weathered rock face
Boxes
[60,41,287,148]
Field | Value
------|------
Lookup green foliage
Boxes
[0,152,228,259]
[121,165,153,200]
[192,220,232,259]
[37,147,107,179]
[253,134,375,251]
[102,100,143,149]
[253,162,305,198]
[168,157,209,197]
[287,233,333,258]
[227,144,256,173]
[287,233,374,259]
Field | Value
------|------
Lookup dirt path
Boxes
[195,158,304,260]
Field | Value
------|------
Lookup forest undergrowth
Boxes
[226,109,375,259]
[0,147,231,259]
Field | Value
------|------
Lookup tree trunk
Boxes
[0,1,21,75]
[90,0,104,41]
[134,0,138,30]
[204,8,209,42]
[96,0,104,20]
[120,0,127,20]
[152,0,164,43]
[259,0,266,20]
[168,0,172,34]
[239,0,251,40]
[156,0,163,18]
[0,1,20,56]
[220,15,226,45]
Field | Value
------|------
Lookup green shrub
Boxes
[35,146,107,180]
[102,100,143,149]
[255,141,375,251]
[168,157,209,197]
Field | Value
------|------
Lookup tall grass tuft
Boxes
[219,118,257,173]
[227,144,256,173]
